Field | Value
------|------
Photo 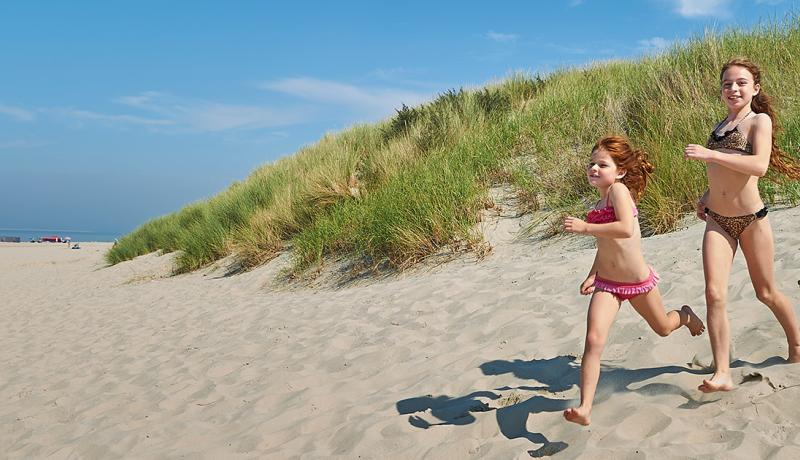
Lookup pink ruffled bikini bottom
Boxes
[594,267,660,301]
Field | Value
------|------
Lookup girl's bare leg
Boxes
[628,286,705,337]
[700,219,737,393]
[564,291,620,426]
[739,217,800,363]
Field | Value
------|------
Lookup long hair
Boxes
[592,135,653,202]
[721,58,800,179]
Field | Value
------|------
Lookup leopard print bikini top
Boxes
[706,112,754,154]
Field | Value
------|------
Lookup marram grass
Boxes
[107,18,800,274]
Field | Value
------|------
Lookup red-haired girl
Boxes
[562,135,705,425]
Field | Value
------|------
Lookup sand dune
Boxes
[2,207,800,458]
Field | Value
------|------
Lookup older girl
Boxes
[685,58,800,393]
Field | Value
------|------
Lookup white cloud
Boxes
[180,103,306,132]
[368,67,411,80]
[115,91,162,108]
[260,77,431,119]
[0,139,49,149]
[673,0,729,17]
[41,78,431,133]
[0,104,35,121]
[486,30,519,43]
[569,0,584,6]
[113,92,311,132]
[638,37,672,53]
[366,67,444,89]
[55,108,174,126]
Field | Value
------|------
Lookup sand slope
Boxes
[2,207,800,459]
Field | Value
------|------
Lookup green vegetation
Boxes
[107,19,800,275]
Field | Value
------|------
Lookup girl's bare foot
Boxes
[681,305,705,336]
[563,407,591,426]
[698,372,733,393]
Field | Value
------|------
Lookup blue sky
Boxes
[0,0,797,237]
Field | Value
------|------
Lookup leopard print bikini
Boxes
[704,207,768,240]
[704,112,766,239]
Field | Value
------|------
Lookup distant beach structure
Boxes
[0,236,21,243]
[41,235,65,243]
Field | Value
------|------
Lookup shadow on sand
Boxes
[396,354,720,458]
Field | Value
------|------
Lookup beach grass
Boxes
[106,18,800,274]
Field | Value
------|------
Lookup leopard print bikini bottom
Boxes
[705,206,768,240]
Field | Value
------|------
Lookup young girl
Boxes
[684,58,800,393]
[562,135,705,426]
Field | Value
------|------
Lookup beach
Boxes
[2,207,800,459]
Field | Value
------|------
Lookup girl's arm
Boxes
[684,114,772,177]
[564,184,636,239]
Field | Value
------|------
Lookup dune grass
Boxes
[107,18,800,275]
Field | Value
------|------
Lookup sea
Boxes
[0,228,123,243]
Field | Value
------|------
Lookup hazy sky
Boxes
[1,0,796,236]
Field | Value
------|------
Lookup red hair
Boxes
[592,135,653,202]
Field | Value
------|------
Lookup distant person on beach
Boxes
[561,135,705,426]
[684,57,800,393]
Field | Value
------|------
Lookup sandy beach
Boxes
[2,206,800,459]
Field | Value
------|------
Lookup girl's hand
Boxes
[580,274,596,295]
[696,199,707,221]
[563,216,587,234]
[684,144,715,162]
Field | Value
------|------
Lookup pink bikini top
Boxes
[586,203,638,224]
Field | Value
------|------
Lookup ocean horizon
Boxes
[0,228,122,243]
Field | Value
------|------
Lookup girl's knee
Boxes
[705,286,727,306]
[585,331,607,352]
[755,288,773,305]
[755,286,780,306]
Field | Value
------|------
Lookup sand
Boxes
[2,206,800,459]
